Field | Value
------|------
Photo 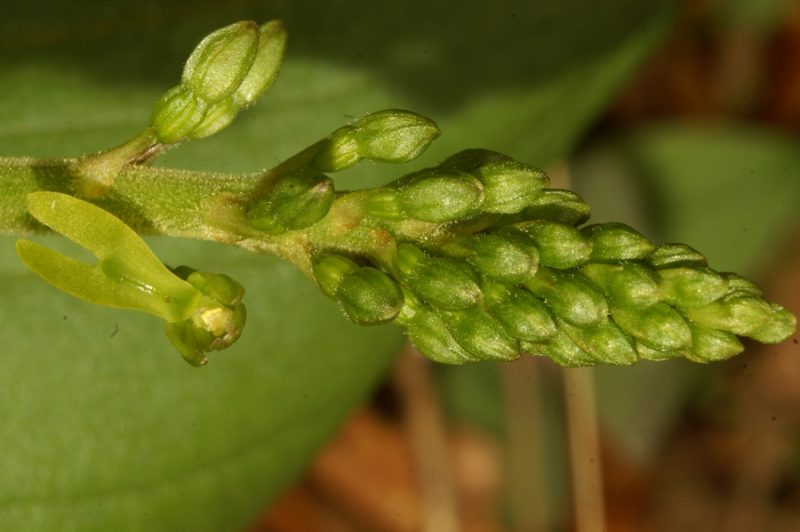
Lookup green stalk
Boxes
[0,156,446,278]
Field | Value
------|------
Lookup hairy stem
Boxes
[0,157,256,237]
[0,156,446,278]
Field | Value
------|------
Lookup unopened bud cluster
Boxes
[150,20,287,143]
[302,148,795,366]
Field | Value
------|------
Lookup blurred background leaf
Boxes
[0,0,676,530]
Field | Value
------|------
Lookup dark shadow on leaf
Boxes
[1,0,674,112]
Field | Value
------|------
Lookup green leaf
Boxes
[0,237,402,531]
[0,1,673,530]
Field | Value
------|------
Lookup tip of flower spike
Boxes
[749,305,796,344]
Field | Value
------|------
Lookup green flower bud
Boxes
[337,267,404,325]
[352,109,440,163]
[462,230,539,284]
[686,324,743,363]
[394,169,484,223]
[581,223,654,262]
[523,189,590,225]
[182,21,259,103]
[399,296,474,364]
[366,189,404,220]
[748,304,796,344]
[441,307,519,361]
[441,149,548,214]
[150,86,209,143]
[686,294,777,337]
[312,255,359,297]
[310,110,439,172]
[646,243,707,269]
[396,243,482,310]
[484,283,557,342]
[310,126,361,172]
[581,263,660,306]
[524,268,608,326]
[657,267,728,308]
[233,20,288,107]
[517,220,592,269]
[612,302,692,352]
[246,169,335,234]
[557,318,637,365]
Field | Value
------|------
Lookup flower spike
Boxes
[12,20,796,370]
[301,146,796,366]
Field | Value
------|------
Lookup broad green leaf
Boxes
[0,238,401,531]
[0,1,673,530]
